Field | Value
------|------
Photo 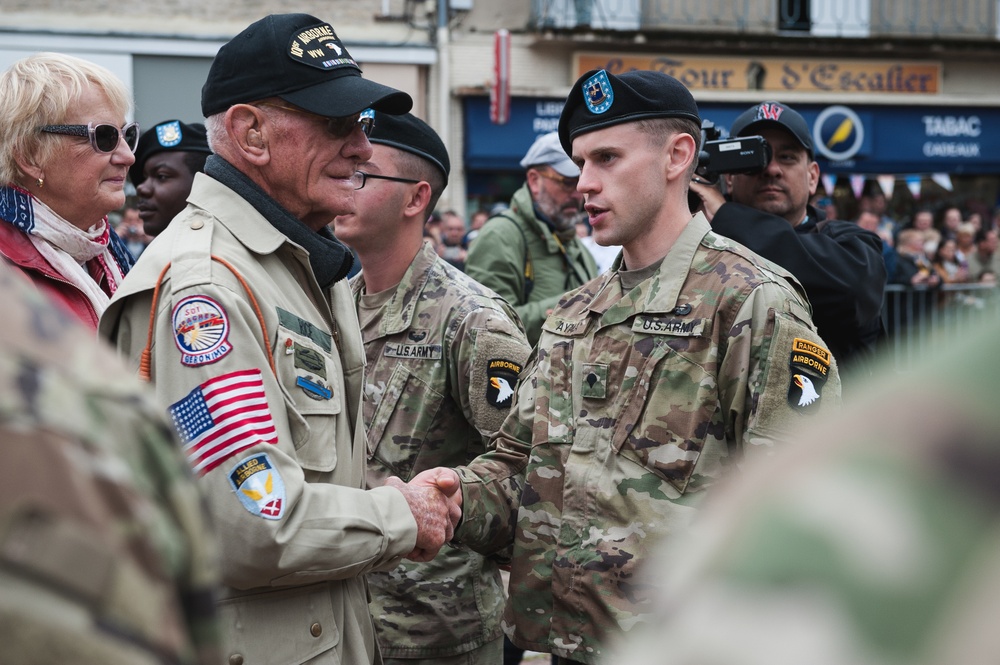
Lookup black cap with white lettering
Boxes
[202,13,412,118]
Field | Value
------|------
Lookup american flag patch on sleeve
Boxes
[168,368,278,475]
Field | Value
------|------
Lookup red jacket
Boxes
[0,222,101,328]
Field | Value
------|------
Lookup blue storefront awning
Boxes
[464,96,1000,178]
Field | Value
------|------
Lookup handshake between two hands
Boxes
[384,467,463,562]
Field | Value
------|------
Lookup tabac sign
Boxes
[574,53,940,94]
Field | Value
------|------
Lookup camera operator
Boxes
[690,101,886,386]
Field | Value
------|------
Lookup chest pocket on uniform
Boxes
[605,317,717,496]
[366,363,445,480]
[274,308,341,471]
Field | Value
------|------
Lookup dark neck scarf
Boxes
[203,155,353,288]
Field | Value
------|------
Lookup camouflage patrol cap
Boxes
[558,69,701,155]
[368,111,450,180]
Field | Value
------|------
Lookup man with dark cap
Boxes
[100,13,461,665]
[689,101,886,383]
[335,111,530,665]
[131,119,212,237]
[425,69,840,665]
[465,130,598,345]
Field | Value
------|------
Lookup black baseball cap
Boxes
[202,13,412,118]
[129,120,211,186]
[558,69,700,155]
[368,112,450,180]
[730,101,813,155]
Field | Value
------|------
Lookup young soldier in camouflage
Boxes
[613,319,1000,665]
[0,259,219,665]
[432,69,841,664]
[335,112,531,665]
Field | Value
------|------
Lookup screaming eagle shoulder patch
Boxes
[787,337,831,412]
[486,358,522,408]
[228,453,286,520]
[172,295,233,367]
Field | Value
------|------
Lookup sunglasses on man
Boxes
[40,122,140,154]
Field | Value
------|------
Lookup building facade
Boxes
[3,0,999,218]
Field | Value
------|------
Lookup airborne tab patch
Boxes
[486,358,521,408]
[787,337,831,412]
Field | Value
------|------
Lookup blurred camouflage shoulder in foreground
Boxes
[0,262,219,665]
[612,319,1000,665]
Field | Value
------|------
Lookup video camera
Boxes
[695,120,772,182]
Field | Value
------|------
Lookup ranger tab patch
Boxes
[172,295,233,367]
[228,453,286,520]
[486,358,522,408]
[787,337,831,412]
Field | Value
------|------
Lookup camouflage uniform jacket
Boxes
[465,184,598,345]
[612,317,1000,665]
[455,213,841,664]
[353,239,531,658]
[0,261,219,665]
[100,169,418,665]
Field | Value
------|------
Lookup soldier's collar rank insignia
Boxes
[228,453,286,520]
[172,295,233,367]
[584,70,614,115]
[787,337,831,412]
[486,358,522,408]
[288,22,359,72]
[156,120,182,148]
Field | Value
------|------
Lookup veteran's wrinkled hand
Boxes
[385,467,462,562]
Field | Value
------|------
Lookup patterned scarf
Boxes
[0,184,134,317]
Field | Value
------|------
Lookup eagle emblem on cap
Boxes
[584,70,614,115]
[156,121,182,148]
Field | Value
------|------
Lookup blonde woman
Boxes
[0,52,137,328]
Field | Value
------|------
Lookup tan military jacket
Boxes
[100,173,417,665]
[456,213,842,664]
[353,240,530,657]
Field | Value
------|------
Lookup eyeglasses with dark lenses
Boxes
[256,103,374,139]
[40,122,140,154]
[352,171,421,190]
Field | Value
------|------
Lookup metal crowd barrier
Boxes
[880,283,1000,371]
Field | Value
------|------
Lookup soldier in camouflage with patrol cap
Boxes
[334,112,530,665]
[611,318,1000,665]
[0,259,219,664]
[430,69,841,664]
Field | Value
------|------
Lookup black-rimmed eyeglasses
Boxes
[39,122,140,154]
[352,171,421,190]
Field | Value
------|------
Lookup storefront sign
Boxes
[574,53,940,94]
[464,96,1000,180]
